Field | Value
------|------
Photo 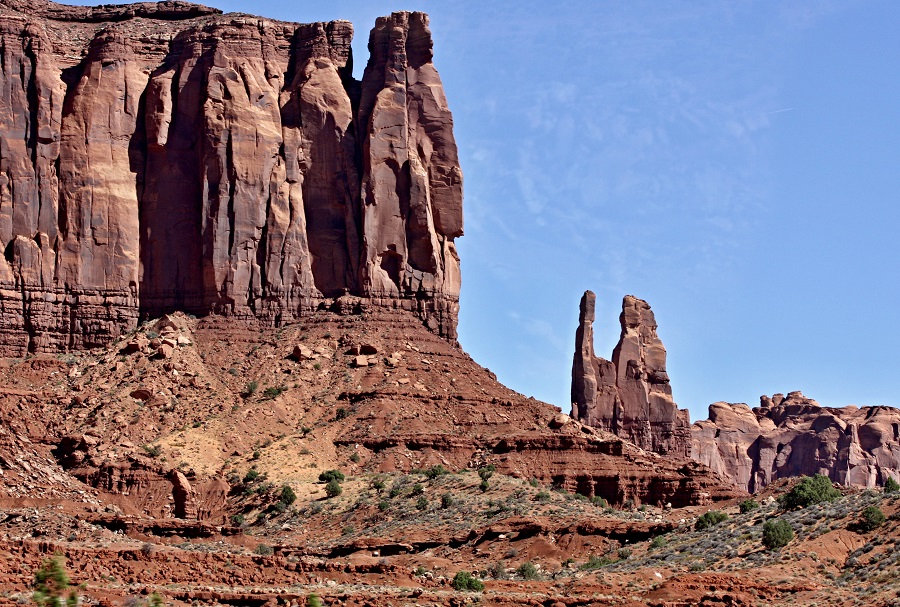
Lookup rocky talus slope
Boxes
[0,0,461,356]
[571,290,691,457]
[693,391,900,493]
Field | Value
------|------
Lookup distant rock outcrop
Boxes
[692,391,900,492]
[571,290,691,457]
[0,2,461,355]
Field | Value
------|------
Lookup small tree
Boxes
[279,484,297,506]
[325,479,343,498]
[778,474,840,509]
[517,561,540,580]
[33,557,77,607]
[695,510,728,531]
[859,506,886,531]
[451,570,484,592]
[762,519,793,550]
[884,477,900,493]
[318,470,345,483]
[739,499,760,514]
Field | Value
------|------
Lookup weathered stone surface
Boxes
[692,391,900,492]
[572,291,691,457]
[0,1,462,355]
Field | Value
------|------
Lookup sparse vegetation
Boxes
[516,561,540,580]
[424,464,449,479]
[318,470,345,483]
[884,477,899,493]
[859,506,886,531]
[254,544,274,556]
[325,479,343,498]
[695,510,728,531]
[262,385,286,399]
[242,380,258,398]
[762,518,794,550]
[779,474,840,509]
[451,570,484,592]
[32,557,77,607]
[739,499,760,514]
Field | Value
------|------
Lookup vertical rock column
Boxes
[571,291,691,457]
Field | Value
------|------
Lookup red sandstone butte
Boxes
[0,1,461,356]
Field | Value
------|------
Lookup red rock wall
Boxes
[692,391,900,492]
[0,2,462,355]
[571,290,691,457]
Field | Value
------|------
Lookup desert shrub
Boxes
[489,561,508,579]
[581,554,615,570]
[424,465,449,479]
[325,479,343,498]
[280,484,297,506]
[33,557,77,607]
[441,492,455,509]
[535,491,551,503]
[739,499,760,514]
[243,469,260,483]
[372,479,386,492]
[617,548,631,559]
[884,477,900,493]
[651,536,668,549]
[306,594,323,607]
[262,385,286,399]
[478,465,495,481]
[142,444,162,458]
[230,513,244,526]
[377,500,390,512]
[451,571,484,592]
[334,407,348,421]
[349,452,360,463]
[318,470,345,483]
[242,381,258,397]
[479,480,490,492]
[779,474,840,509]
[411,483,425,496]
[860,506,886,531]
[695,510,728,531]
[516,561,540,580]
[416,496,429,510]
[254,543,274,555]
[591,496,608,507]
[762,519,794,550]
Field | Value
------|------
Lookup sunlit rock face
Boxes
[572,290,691,457]
[0,1,462,354]
[692,391,900,492]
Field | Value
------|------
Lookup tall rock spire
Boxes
[572,290,691,457]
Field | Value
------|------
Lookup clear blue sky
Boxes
[69,0,900,421]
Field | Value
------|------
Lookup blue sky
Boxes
[70,0,900,420]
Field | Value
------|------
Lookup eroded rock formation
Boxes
[0,1,461,356]
[692,391,900,492]
[571,290,691,457]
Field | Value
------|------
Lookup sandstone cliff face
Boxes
[0,1,461,355]
[692,391,900,492]
[571,290,691,457]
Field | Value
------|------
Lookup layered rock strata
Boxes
[0,1,461,355]
[692,391,900,492]
[571,290,691,457]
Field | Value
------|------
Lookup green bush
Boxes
[411,483,425,496]
[451,570,484,592]
[242,381,258,397]
[580,554,615,570]
[479,479,490,492]
[424,464,449,479]
[243,469,260,483]
[779,474,840,509]
[416,496,428,510]
[695,510,728,531]
[262,385,286,399]
[650,535,667,549]
[280,484,297,506]
[535,491,551,503]
[441,493,455,509]
[348,452,360,463]
[617,548,631,560]
[516,562,540,580]
[739,499,760,514]
[478,465,495,481]
[306,594,323,607]
[318,470,345,483]
[762,518,793,550]
[377,500,390,512]
[860,506,886,531]
[33,557,77,607]
[590,496,608,507]
[885,477,900,493]
[254,543,274,555]
[325,479,343,498]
